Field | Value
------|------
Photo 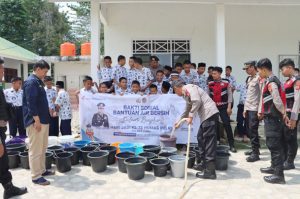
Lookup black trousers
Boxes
[246,111,260,151]
[236,104,247,137]
[264,116,284,170]
[197,113,218,163]
[0,127,12,186]
[60,119,72,136]
[8,106,26,137]
[218,106,235,147]
[49,116,59,136]
[283,120,298,163]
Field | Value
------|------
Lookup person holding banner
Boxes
[173,81,219,180]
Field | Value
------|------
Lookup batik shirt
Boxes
[127,68,136,88]
[45,86,57,110]
[226,75,237,90]
[134,67,154,89]
[98,67,113,83]
[180,70,200,86]
[112,65,127,83]
[115,88,131,95]
[198,74,208,91]
[4,88,23,107]
[55,89,72,120]
[153,81,163,94]
[236,83,247,105]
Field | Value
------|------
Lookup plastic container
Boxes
[169,155,186,178]
[184,151,196,168]
[111,142,121,154]
[8,151,20,169]
[124,157,147,180]
[45,151,53,170]
[161,147,177,154]
[143,145,161,154]
[19,151,29,169]
[88,151,109,173]
[150,158,169,177]
[6,143,26,153]
[100,146,117,165]
[58,135,75,148]
[138,152,157,171]
[119,143,135,153]
[81,42,91,56]
[134,143,144,155]
[216,150,230,170]
[217,145,230,153]
[55,152,73,173]
[64,147,80,165]
[74,140,90,148]
[60,42,75,57]
[80,146,96,166]
[160,134,177,147]
[115,152,135,173]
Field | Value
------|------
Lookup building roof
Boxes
[0,37,39,62]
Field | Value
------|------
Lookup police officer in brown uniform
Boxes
[257,58,287,184]
[279,58,300,170]
[173,81,219,179]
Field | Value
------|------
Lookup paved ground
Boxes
[0,149,299,199]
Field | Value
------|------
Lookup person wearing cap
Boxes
[149,56,164,81]
[173,80,219,179]
[55,81,72,135]
[4,77,26,137]
[44,76,59,137]
[243,61,261,162]
[92,103,109,128]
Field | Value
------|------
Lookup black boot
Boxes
[3,182,27,199]
[196,162,217,180]
[283,161,295,170]
[246,149,260,162]
[260,166,275,174]
[245,149,260,156]
[263,168,285,184]
[193,160,205,171]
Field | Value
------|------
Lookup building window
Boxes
[133,40,190,67]
[4,68,18,83]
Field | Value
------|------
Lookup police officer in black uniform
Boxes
[92,103,109,128]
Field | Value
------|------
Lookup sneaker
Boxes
[32,177,50,186]
[42,170,55,176]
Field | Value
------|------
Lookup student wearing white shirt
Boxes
[153,70,164,94]
[130,80,143,95]
[134,57,154,93]
[76,76,98,105]
[55,81,72,135]
[44,76,59,136]
[115,77,130,96]
[97,56,113,83]
[4,77,26,137]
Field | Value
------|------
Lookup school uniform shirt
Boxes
[112,65,127,83]
[153,81,163,94]
[130,91,143,95]
[236,83,247,105]
[97,66,113,83]
[244,75,260,112]
[225,75,237,90]
[45,87,57,110]
[115,87,131,95]
[134,67,154,89]
[198,74,208,91]
[149,65,164,81]
[55,89,72,120]
[80,87,98,94]
[127,68,137,88]
[4,88,23,107]
[180,70,200,86]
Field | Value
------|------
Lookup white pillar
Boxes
[22,61,28,79]
[91,0,101,81]
[216,4,226,69]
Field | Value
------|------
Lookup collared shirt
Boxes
[135,67,154,89]
[113,65,127,83]
[23,74,50,127]
[226,75,237,89]
[55,89,72,120]
[127,68,137,88]
[115,87,131,95]
[4,88,23,107]
[80,87,98,94]
[245,75,260,112]
[153,81,163,94]
[180,70,200,86]
[149,65,164,81]
[236,83,247,105]
[97,66,113,83]
[181,84,219,124]
[45,87,57,110]
[198,74,208,91]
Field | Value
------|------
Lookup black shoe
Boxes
[263,169,285,184]
[244,150,252,156]
[260,167,275,174]
[246,154,260,162]
[196,162,216,180]
[193,162,205,171]
[3,182,27,199]
[229,147,237,153]
[283,161,295,170]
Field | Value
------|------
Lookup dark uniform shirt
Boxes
[92,113,109,128]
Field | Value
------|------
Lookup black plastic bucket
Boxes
[100,146,117,165]
[115,152,135,173]
[80,146,96,166]
[6,143,26,153]
[64,147,80,165]
[124,157,147,180]
[138,152,157,171]
[8,151,20,169]
[216,150,230,170]
[143,145,161,154]
[19,151,29,169]
[47,145,64,164]
[55,152,73,173]
[150,158,169,177]
[45,151,53,170]
[88,151,109,173]
[184,151,196,168]
[217,145,230,153]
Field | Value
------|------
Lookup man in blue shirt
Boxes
[23,60,54,186]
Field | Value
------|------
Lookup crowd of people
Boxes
[0,54,299,198]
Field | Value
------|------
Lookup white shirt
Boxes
[55,89,72,120]
[97,66,113,83]
[80,87,98,94]
[45,86,57,110]
[4,88,23,107]
[134,67,154,89]
[115,87,131,95]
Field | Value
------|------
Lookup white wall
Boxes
[3,58,21,77]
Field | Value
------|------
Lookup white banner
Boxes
[79,93,200,145]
